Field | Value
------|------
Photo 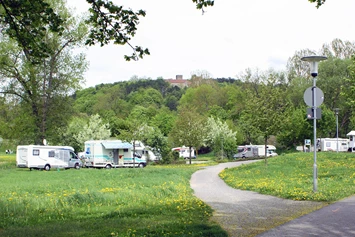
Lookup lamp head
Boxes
[301,56,327,77]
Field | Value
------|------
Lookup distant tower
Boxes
[176,75,183,80]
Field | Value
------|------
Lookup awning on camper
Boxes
[101,141,132,149]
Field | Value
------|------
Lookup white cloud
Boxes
[68,0,355,88]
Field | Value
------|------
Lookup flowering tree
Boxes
[75,114,111,146]
[205,117,237,159]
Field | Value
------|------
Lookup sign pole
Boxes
[312,76,318,192]
[301,55,327,192]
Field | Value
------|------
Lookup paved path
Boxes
[257,195,355,237]
[190,161,326,237]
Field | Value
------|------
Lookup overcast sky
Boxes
[68,0,355,88]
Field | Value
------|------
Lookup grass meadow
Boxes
[220,152,355,202]
[0,154,227,237]
[2,151,355,236]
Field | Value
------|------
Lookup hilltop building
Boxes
[165,75,191,88]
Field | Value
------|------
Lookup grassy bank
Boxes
[0,154,226,237]
[220,152,355,202]
[2,151,355,236]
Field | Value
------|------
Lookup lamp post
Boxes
[335,108,339,153]
[301,55,327,192]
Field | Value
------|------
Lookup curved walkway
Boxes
[190,161,326,237]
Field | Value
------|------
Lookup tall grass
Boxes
[220,152,355,202]
[0,154,226,237]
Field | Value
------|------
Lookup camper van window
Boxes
[247,148,251,151]
[48,151,55,157]
[123,149,128,152]
[33,149,40,156]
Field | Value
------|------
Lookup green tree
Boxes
[128,88,163,108]
[0,0,88,144]
[179,83,219,115]
[0,0,64,63]
[309,0,326,8]
[169,108,206,164]
[278,107,312,149]
[150,108,176,136]
[240,73,289,164]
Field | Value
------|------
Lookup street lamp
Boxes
[301,55,327,192]
[334,108,340,153]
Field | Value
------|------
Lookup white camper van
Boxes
[133,141,160,162]
[172,146,196,159]
[256,145,278,157]
[83,140,147,168]
[233,145,277,159]
[317,138,349,152]
[16,145,81,171]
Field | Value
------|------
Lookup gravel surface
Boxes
[190,161,326,237]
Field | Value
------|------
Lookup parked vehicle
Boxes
[83,140,147,168]
[233,145,258,159]
[317,138,349,152]
[233,145,277,159]
[133,141,161,162]
[347,131,355,152]
[256,145,278,157]
[172,146,196,159]
[16,145,81,171]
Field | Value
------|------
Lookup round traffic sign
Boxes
[303,87,324,107]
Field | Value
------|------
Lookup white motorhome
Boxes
[317,138,349,152]
[172,146,196,159]
[233,145,258,158]
[16,145,81,171]
[133,141,160,162]
[83,140,147,168]
[347,131,355,152]
[256,145,278,157]
[233,145,277,159]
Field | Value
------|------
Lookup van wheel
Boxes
[105,164,112,169]
[138,163,144,168]
[74,163,80,169]
[44,164,50,171]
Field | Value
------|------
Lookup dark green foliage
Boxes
[0,0,64,63]
[308,0,326,8]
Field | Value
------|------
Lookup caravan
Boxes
[172,146,196,159]
[317,138,349,152]
[233,145,258,158]
[16,145,81,171]
[233,145,277,159]
[256,145,278,157]
[83,140,147,168]
[133,141,160,162]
